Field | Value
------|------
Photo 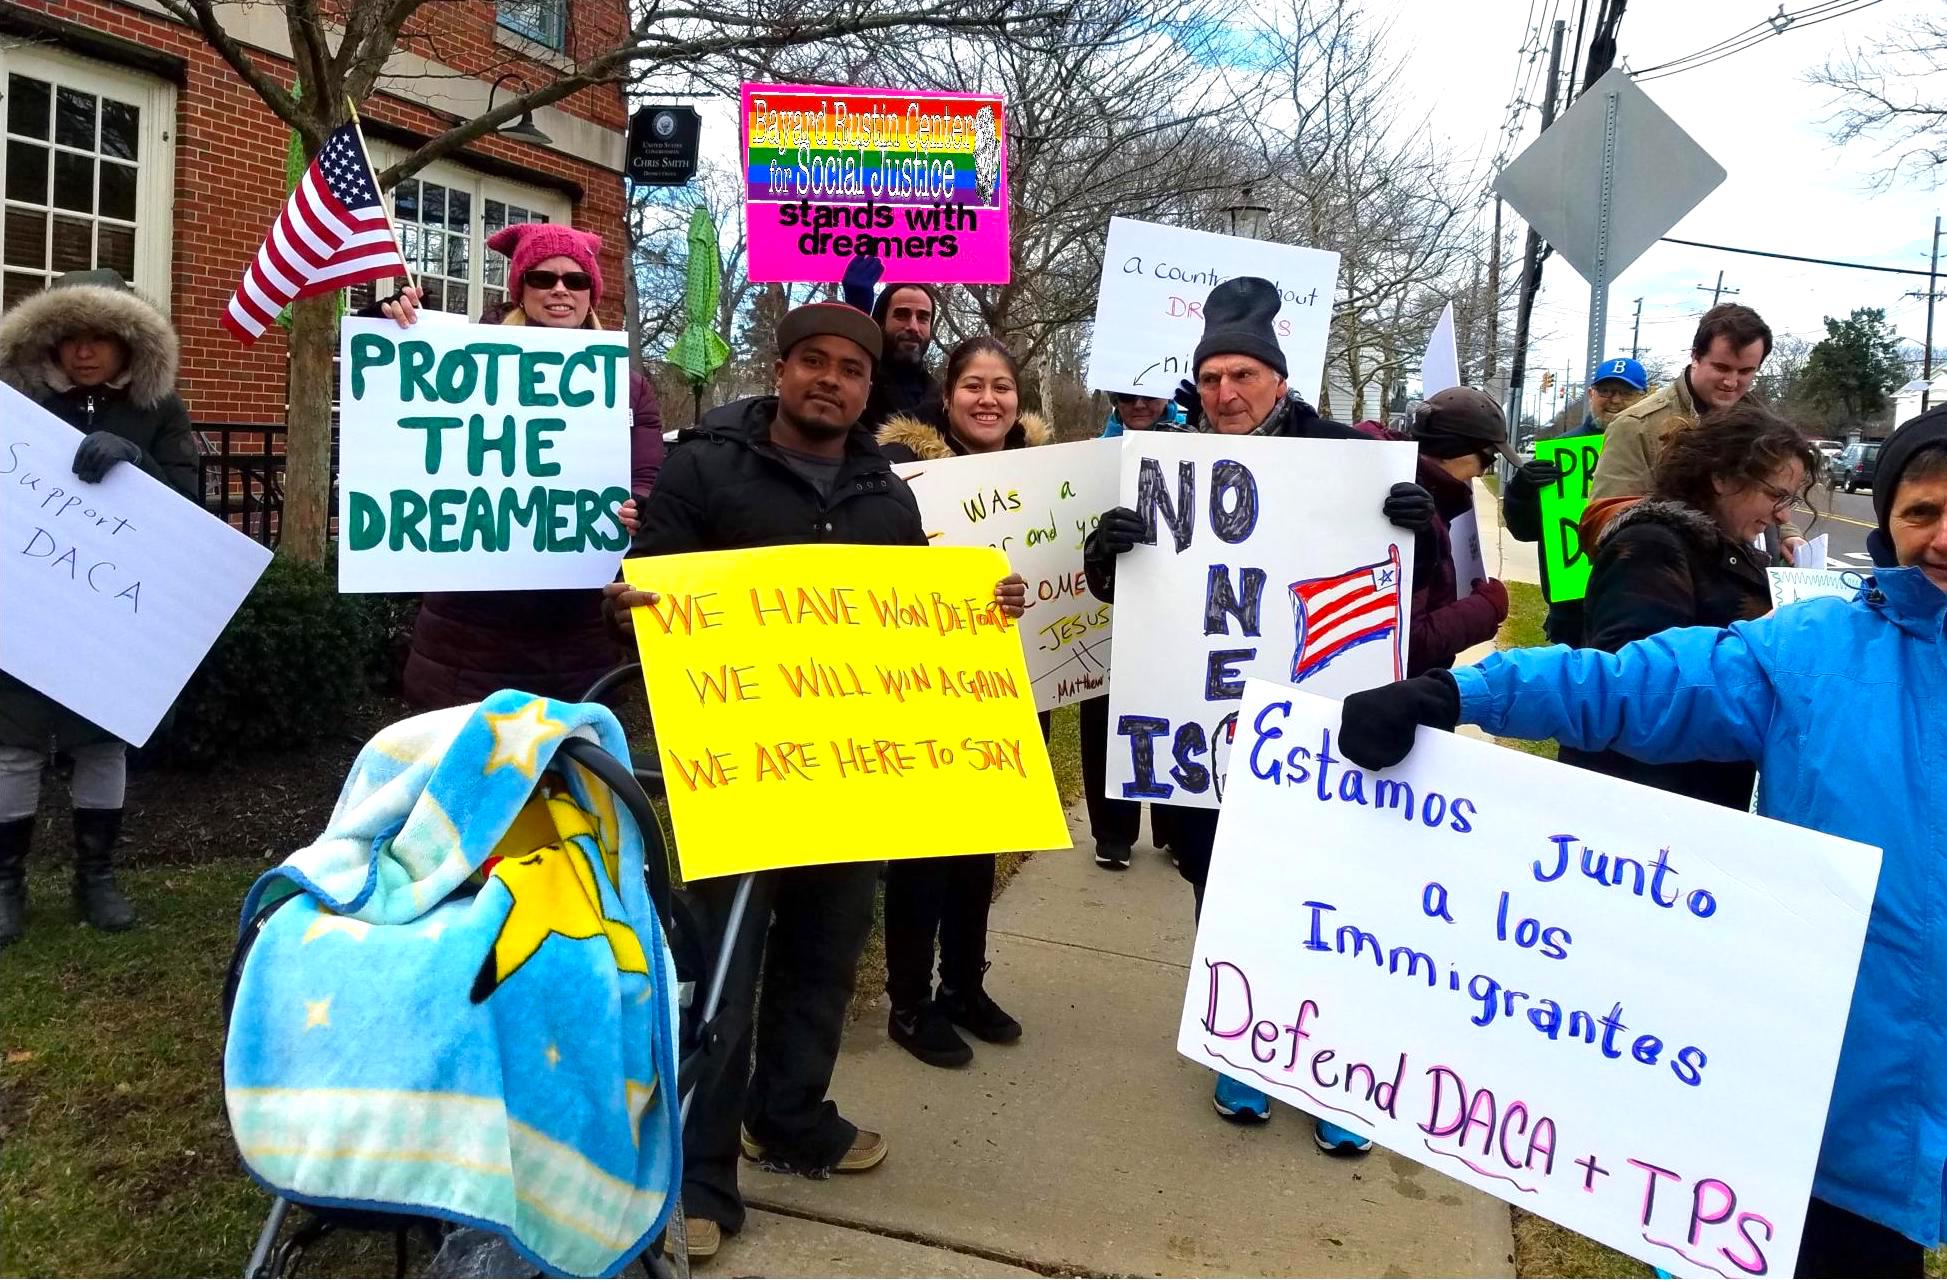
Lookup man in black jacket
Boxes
[607,302,1023,1264]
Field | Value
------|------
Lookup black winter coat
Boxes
[633,396,928,557]
[860,359,941,436]
[1568,498,1776,809]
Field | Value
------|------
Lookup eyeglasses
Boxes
[1753,478,1797,513]
[522,269,593,292]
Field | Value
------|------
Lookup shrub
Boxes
[154,554,394,765]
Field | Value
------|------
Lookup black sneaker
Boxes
[889,1002,973,1068]
[1093,840,1133,870]
[937,983,1022,1044]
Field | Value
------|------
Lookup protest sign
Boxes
[1792,532,1829,569]
[623,544,1070,880]
[1420,302,1460,397]
[1182,681,1879,1278]
[1105,432,1416,811]
[1767,566,1868,607]
[337,318,633,593]
[1449,508,1487,599]
[740,84,1010,286]
[894,439,1119,711]
[0,383,272,746]
[1084,217,1339,401]
[1533,432,1607,603]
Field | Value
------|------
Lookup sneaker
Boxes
[666,1216,720,1262]
[1212,1072,1270,1122]
[1313,1118,1373,1155]
[937,983,1022,1044]
[739,1124,887,1173]
[1093,840,1132,870]
[889,1002,974,1067]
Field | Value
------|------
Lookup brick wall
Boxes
[15,0,629,424]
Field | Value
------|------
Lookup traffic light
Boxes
[1540,371,1555,392]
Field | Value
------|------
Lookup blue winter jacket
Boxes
[1099,402,1184,437]
[1453,565,1947,1246]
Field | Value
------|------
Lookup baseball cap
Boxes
[1417,386,1516,463]
[776,302,883,366]
[1591,356,1647,390]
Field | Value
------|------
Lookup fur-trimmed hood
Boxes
[877,408,1054,461]
[1595,496,1723,551]
[0,282,179,408]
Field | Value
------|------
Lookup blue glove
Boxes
[841,253,885,314]
[1173,379,1202,429]
[72,431,142,483]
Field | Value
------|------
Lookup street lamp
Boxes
[1223,187,1272,241]
[487,73,554,148]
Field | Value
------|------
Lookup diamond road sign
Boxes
[1493,68,1725,285]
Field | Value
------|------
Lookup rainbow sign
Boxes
[740,83,1011,285]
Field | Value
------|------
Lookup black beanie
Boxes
[1193,277,1288,379]
[1867,406,1947,566]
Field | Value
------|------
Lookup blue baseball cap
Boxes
[1592,356,1647,390]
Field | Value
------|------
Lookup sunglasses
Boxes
[522,269,593,292]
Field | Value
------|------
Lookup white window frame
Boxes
[0,45,176,307]
[362,143,570,319]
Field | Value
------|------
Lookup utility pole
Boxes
[1486,199,1503,388]
[1696,270,1739,308]
[1508,18,1567,444]
[1925,214,1941,412]
[1630,297,1643,359]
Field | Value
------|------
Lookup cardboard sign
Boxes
[1105,432,1416,811]
[1085,217,1339,400]
[894,439,1120,711]
[1449,508,1486,599]
[741,83,1010,285]
[1766,567,1867,607]
[1182,682,1879,1278]
[336,318,633,593]
[0,383,272,746]
[623,544,1070,880]
[1533,433,1607,604]
[1421,302,1460,397]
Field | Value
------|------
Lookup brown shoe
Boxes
[666,1216,719,1262]
[739,1124,888,1173]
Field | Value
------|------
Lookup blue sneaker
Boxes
[1212,1073,1271,1122]
[1313,1118,1373,1155]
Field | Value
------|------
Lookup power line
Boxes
[1658,236,1936,278]
[1633,0,1886,82]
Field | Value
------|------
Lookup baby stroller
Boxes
[227,673,755,1279]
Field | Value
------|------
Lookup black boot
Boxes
[72,807,135,932]
[0,816,30,947]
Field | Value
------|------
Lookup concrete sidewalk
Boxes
[699,811,1516,1278]
[1475,478,1541,587]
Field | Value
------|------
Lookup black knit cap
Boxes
[1193,277,1288,379]
[1867,405,1947,566]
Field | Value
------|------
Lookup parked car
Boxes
[1833,441,1883,493]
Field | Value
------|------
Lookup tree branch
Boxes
[155,0,316,144]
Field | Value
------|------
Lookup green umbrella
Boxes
[665,206,730,425]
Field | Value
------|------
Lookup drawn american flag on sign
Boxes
[1288,545,1404,683]
[221,122,407,343]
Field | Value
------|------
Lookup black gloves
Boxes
[1382,481,1436,532]
[72,431,142,483]
[1514,458,1565,491]
[1173,378,1202,429]
[1082,506,1145,604]
[1338,671,1462,770]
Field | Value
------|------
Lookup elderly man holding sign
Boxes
[1083,275,1436,1138]
[1338,409,1947,1277]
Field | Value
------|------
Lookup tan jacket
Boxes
[1589,372,1801,540]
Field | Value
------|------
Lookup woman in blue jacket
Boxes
[1336,409,1947,1277]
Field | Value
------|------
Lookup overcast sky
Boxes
[1388,0,1942,408]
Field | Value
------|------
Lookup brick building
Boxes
[0,0,631,430]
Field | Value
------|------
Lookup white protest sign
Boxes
[1105,432,1415,810]
[1085,217,1339,402]
[1182,682,1879,1279]
[337,317,633,593]
[894,438,1119,710]
[1792,533,1828,569]
[1420,302,1459,397]
[1449,507,1486,599]
[1766,566,1867,607]
[0,383,272,746]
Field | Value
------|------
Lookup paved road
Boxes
[1791,485,1879,569]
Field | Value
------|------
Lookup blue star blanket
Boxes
[222,691,680,1278]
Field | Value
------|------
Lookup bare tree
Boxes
[161,0,1066,562]
[1813,9,1947,188]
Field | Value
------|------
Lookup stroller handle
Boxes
[554,737,675,941]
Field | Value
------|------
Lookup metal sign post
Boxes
[1586,87,1620,391]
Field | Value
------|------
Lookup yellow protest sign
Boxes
[623,544,1072,880]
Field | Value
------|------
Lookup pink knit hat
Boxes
[487,222,605,306]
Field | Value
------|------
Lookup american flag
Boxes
[1288,545,1404,683]
[221,122,407,344]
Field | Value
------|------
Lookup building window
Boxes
[0,51,175,308]
[497,0,566,50]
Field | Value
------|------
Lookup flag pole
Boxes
[344,96,416,295]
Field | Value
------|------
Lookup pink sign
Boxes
[740,83,1011,285]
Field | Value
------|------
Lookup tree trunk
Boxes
[281,293,339,563]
